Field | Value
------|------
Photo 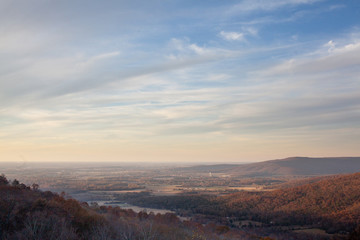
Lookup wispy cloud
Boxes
[219,27,258,42]
[1,0,359,161]
[220,31,245,41]
[230,0,323,13]
[261,40,360,76]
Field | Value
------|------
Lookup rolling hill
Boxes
[115,171,360,236]
[220,172,360,233]
[228,157,360,176]
[176,157,360,177]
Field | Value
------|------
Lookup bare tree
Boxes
[138,221,159,240]
[15,212,77,240]
[87,223,113,240]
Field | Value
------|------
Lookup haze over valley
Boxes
[1,0,360,239]
[2,156,360,239]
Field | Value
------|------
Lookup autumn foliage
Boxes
[0,175,251,240]
[219,173,360,233]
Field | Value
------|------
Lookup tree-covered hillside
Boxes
[0,175,252,240]
[220,172,360,233]
[115,172,360,237]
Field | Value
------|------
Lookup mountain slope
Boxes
[174,157,360,177]
[220,172,360,233]
[227,157,360,176]
[0,175,251,240]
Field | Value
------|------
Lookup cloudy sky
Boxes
[1,0,359,163]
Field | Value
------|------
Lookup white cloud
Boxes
[168,38,212,56]
[166,38,236,64]
[169,38,188,52]
[324,40,336,52]
[242,27,258,36]
[189,44,208,55]
[261,39,360,76]
[220,31,245,41]
[333,41,360,54]
[219,27,257,42]
[0,0,359,162]
[231,0,323,13]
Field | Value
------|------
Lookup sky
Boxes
[0,0,360,163]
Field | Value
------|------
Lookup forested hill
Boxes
[220,172,360,233]
[2,172,360,239]
[0,175,253,240]
[100,172,360,237]
[228,157,360,176]
[177,157,360,176]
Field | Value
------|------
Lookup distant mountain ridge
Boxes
[229,157,360,176]
[178,157,360,177]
